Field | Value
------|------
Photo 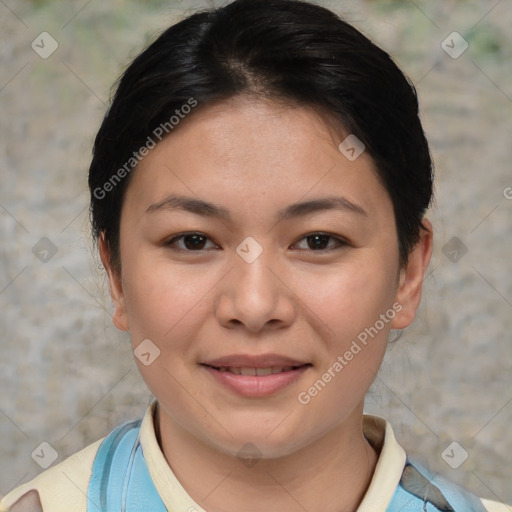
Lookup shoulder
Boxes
[362,415,510,512]
[395,459,511,512]
[0,438,103,512]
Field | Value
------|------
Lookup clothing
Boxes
[1,401,509,512]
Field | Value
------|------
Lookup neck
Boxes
[155,404,379,512]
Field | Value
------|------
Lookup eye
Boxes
[292,232,348,252]
[164,231,348,253]
[164,232,219,252]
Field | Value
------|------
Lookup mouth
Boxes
[200,355,312,397]
[204,365,310,375]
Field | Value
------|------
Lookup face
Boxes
[101,96,432,458]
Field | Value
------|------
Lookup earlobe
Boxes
[98,233,130,332]
[391,219,433,330]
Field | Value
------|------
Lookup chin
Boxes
[207,414,317,459]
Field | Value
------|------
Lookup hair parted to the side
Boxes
[88,0,433,271]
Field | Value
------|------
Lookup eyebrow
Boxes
[146,194,367,221]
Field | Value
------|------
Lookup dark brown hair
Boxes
[88,0,433,269]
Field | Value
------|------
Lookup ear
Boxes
[391,218,433,330]
[99,232,129,332]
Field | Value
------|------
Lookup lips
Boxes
[201,354,312,397]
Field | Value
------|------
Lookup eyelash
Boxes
[163,231,349,253]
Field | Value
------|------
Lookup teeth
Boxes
[256,367,272,376]
[216,366,298,375]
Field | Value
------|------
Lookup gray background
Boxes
[1,0,511,504]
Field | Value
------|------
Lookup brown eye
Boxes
[165,232,217,251]
[293,233,347,251]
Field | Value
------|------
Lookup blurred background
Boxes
[1,0,511,504]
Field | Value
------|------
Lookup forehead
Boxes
[162,96,349,175]
[123,97,393,223]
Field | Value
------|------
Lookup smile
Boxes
[213,366,304,375]
[201,359,312,398]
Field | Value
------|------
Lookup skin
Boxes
[100,96,433,512]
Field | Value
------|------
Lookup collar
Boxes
[140,400,407,512]
[357,415,407,511]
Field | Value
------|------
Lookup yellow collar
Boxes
[141,400,407,512]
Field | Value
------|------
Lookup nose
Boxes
[214,248,297,333]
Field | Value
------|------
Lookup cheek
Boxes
[294,266,395,431]
[121,252,209,343]
[293,256,397,404]
[299,257,399,344]
[120,256,212,412]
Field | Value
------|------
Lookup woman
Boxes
[1,0,509,510]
